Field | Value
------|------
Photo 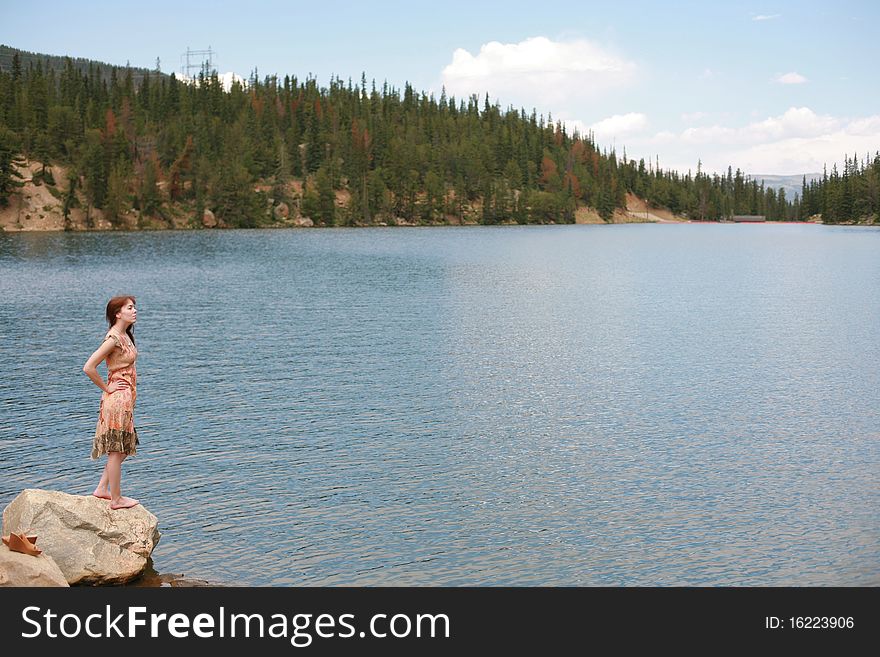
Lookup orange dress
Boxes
[91,331,139,459]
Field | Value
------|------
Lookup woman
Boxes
[82,296,140,510]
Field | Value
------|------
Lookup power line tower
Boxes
[179,46,216,78]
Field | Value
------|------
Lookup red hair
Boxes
[105,295,136,346]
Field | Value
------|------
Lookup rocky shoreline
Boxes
[1,489,159,587]
[3,160,872,234]
[0,160,654,233]
[0,488,228,587]
[127,563,220,588]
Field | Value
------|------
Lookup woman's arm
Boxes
[82,339,118,393]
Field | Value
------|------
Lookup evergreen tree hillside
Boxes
[1,46,877,227]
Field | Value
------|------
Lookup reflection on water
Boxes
[1,225,878,585]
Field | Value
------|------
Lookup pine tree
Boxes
[105,163,128,226]
[304,104,323,173]
[0,126,25,205]
[139,154,161,217]
[62,168,78,230]
[80,129,107,208]
[300,176,319,221]
[315,165,335,226]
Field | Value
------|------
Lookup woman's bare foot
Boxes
[110,496,140,510]
[92,486,111,500]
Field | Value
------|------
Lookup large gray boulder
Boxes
[0,542,69,587]
[2,489,160,585]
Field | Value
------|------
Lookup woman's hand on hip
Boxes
[107,381,130,394]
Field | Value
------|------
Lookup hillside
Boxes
[1,45,878,229]
[0,44,161,85]
[622,193,688,223]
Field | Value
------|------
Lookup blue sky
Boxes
[3,0,878,175]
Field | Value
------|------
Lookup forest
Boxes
[1,45,878,228]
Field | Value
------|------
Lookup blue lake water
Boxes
[0,224,878,585]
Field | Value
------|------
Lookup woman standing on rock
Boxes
[82,296,140,510]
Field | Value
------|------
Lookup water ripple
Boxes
[0,225,878,585]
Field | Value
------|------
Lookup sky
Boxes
[3,0,879,176]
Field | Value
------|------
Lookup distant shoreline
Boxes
[3,161,874,233]
[3,223,864,234]
[5,220,873,234]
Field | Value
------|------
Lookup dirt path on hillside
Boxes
[624,193,689,223]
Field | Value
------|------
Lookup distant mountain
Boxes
[752,173,822,200]
[0,44,164,84]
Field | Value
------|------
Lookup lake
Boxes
[0,223,878,585]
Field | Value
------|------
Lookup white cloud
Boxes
[752,14,780,21]
[846,115,880,136]
[218,72,246,92]
[699,68,716,80]
[178,70,245,92]
[680,107,838,146]
[589,112,648,141]
[776,72,807,84]
[726,122,880,174]
[681,125,738,144]
[649,131,676,144]
[749,107,837,139]
[440,36,636,111]
[625,107,880,175]
[560,118,591,137]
